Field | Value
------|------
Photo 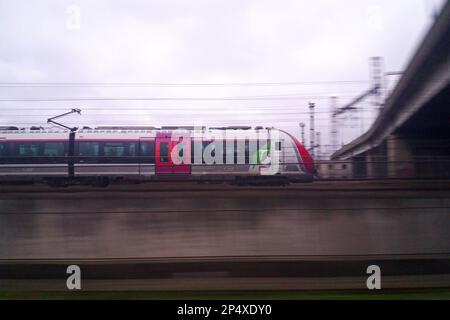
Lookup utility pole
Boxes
[316,132,321,160]
[299,122,306,146]
[309,102,315,158]
[330,96,339,153]
[370,57,384,111]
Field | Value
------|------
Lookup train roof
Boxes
[0,126,297,148]
[0,125,276,135]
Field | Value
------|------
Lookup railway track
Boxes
[1,254,450,291]
[1,179,450,194]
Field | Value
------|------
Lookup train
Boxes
[0,125,316,186]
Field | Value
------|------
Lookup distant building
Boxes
[316,160,353,180]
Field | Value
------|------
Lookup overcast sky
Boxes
[0,0,447,156]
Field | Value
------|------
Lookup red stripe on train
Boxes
[279,130,315,175]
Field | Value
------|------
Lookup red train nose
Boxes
[280,130,316,175]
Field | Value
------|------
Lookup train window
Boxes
[222,142,226,164]
[140,141,155,164]
[160,142,169,162]
[258,141,271,164]
[235,140,246,164]
[78,142,100,156]
[203,141,217,164]
[191,141,203,164]
[245,140,250,164]
[223,140,235,164]
[0,142,7,157]
[2,142,67,163]
[104,142,126,157]
[252,140,260,164]
[129,143,138,157]
[18,143,39,157]
[248,140,258,165]
[170,142,184,164]
[43,142,65,157]
[210,148,215,158]
[202,141,209,164]
[275,141,282,151]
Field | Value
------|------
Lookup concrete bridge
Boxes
[331,1,450,179]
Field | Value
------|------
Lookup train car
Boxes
[0,126,315,186]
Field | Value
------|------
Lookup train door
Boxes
[155,132,191,175]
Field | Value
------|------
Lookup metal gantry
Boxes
[309,102,315,158]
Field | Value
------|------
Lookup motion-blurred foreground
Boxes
[1,180,450,292]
